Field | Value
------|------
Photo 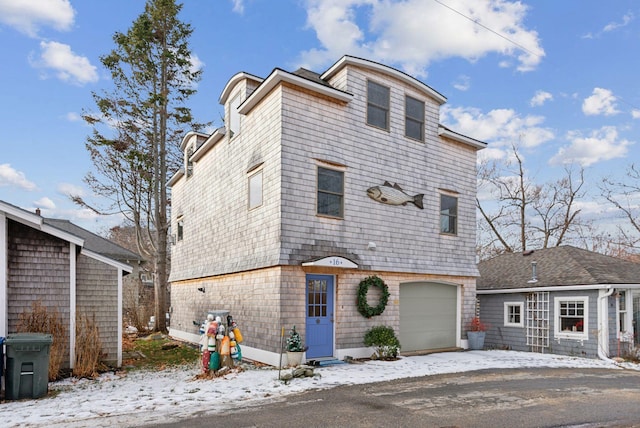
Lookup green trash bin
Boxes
[5,333,53,400]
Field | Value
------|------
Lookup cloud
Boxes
[582,88,619,116]
[298,0,544,76]
[34,196,55,210]
[530,90,552,107]
[582,12,634,39]
[231,0,245,14]
[453,75,471,91]
[0,0,75,37]
[30,40,98,85]
[441,105,554,150]
[631,109,640,119]
[549,126,632,167]
[57,182,84,197]
[65,112,82,122]
[0,163,37,190]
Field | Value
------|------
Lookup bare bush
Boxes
[17,301,68,381]
[73,312,104,379]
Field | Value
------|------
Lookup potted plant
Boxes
[466,317,489,350]
[285,325,307,367]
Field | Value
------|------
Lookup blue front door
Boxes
[305,274,334,359]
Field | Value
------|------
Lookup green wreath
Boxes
[357,275,390,318]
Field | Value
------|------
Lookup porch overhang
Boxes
[302,256,358,269]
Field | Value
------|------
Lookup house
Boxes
[477,246,640,359]
[168,55,486,366]
[0,200,141,368]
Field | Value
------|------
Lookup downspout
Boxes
[597,287,615,362]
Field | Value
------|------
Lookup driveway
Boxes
[156,367,640,428]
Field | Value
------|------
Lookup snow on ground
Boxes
[1,350,637,428]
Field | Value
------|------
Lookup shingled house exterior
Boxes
[477,246,640,359]
[0,200,141,368]
[168,56,486,366]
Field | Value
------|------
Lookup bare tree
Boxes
[477,143,587,259]
[600,163,640,255]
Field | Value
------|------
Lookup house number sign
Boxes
[301,256,358,269]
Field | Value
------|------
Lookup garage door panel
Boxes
[400,282,457,352]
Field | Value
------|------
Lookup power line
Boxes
[432,0,544,60]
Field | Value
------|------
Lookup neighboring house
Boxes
[0,200,141,368]
[168,55,486,366]
[477,246,640,359]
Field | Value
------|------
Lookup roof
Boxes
[477,245,640,291]
[321,55,447,105]
[43,218,142,263]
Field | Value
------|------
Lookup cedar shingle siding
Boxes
[77,254,119,366]
[7,219,72,366]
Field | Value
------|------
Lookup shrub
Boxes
[74,312,104,378]
[17,301,67,381]
[363,325,400,359]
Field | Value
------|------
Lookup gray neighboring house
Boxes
[477,245,640,359]
[0,200,141,368]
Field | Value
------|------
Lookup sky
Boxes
[0,0,638,235]
[0,349,635,427]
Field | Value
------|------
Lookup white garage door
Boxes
[400,282,458,352]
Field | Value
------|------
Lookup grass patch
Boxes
[122,334,200,370]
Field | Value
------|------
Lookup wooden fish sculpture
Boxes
[367,181,424,209]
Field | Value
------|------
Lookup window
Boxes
[554,297,588,339]
[618,290,627,333]
[248,169,263,210]
[229,94,241,138]
[504,302,524,327]
[405,95,424,141]
[176,216,184,242]
[186,144,194,178]
[367,80,390,130]
[440,194,457,234]
[317,167,344,218]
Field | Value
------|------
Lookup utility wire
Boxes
[432,0,639,112]
[432,0,543,59]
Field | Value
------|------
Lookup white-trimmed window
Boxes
[504,302,524,327]
[248,168,263,210]
[176,216,184,242]
[367,80,390,130]
[229,94,241,138]
[317,166,344,218]
[618,290,628,333]
[554,296,588,340]
[440,194,458,235]
[405,95,424,141]
[186,143,194,178]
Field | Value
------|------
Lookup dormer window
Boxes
[405,95,424,141]
[229,94,241,139]
[186,144,194,178]
[366,80,390,130]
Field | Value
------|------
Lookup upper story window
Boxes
[176,216,184,242]
[555,296,588,340]
[405,95,424,141]
[367,80,390,130]
[229,94,241,138]
[186,144,194,178]
[248,168,263,210]
[317,166,344,218]
[440,194,458,235]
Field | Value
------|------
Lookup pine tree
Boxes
[75,0,205,331]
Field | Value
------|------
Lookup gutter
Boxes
[597,287,616,362]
